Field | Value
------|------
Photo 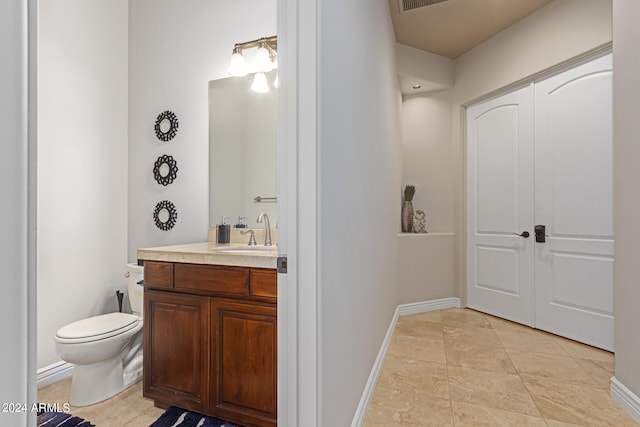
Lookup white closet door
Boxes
[466,85,535,326]
[534,54,614,351]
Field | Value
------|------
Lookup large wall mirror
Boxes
[209,72,277,229]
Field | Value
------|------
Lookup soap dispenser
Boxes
[217,216,230,244]
[235,216,247,228]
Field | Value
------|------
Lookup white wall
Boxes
[1,0,35,423]
[317,0,402,424]
[397,234,455,304]
[401,91,454,233]
[128,0,276,258]
[37,0,129,369]
[452,0,612,299]
[396,43,454,94]
[613,0,640,408]
[454,0,613,103]
[397,90,455,303]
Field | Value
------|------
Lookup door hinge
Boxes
[277,256,288,274]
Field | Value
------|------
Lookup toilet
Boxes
[55,263,145,407]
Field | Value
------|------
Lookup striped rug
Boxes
[150,406,238,427]
[37,411,94,426]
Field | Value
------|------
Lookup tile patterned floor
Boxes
[38,308,638,426]
[364,308,638,426]
[38,379,163,426]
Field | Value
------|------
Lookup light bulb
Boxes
[254,45,272,73]
[251,72,270,93]
[228,50,247,76]
[274,73,278,88]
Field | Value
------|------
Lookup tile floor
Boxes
[38,308,638,426]
[38,379,163,426]
[363,308,638,426]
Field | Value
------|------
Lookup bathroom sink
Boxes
[213,245,276,254]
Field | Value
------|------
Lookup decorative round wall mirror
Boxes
[154,110,179,141]
[153,200,178,231]
[153,154,178,186]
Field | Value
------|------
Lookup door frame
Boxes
[19,0,318,425]
[277,0,319,426]
[10,0,39,425]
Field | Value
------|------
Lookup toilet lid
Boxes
[56,312,140,341]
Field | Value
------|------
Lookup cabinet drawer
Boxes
[144,261,174,289]
[250,269,277,300]
[175,264,249,297]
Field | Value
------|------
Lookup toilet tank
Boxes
[126,263,144,317]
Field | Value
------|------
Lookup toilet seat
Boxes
[56,312,141,344]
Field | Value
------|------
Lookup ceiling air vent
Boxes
[399,0,449,12]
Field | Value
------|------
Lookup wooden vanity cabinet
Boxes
[143,261,277,427]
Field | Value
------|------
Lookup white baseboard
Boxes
[611,376,640,424]
[398,297,461,316]
[37,361,74,389]
[349,306,399,427]
[350,297,460,427]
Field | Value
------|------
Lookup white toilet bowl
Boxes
[54,263,145,407]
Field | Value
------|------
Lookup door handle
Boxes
[534,225,546,243]
[512,231,530,238]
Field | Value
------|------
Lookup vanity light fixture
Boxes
[251,72,270,93]
[228,35,278,91]
[254,41,273,73]
[228,46,247,77]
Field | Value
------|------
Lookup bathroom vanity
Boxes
[137,241,278,427]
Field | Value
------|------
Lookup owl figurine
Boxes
[413,210,427,233]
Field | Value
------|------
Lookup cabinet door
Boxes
[144,290,209,412]
[210,301,277,427]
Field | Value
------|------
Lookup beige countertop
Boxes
[137,242,278,269]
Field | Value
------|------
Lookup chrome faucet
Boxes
[257,212,272,246]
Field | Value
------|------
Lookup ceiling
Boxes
[388,0,554,59]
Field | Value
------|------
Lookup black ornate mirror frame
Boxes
[153,200,178,231]
[153,154,178,186]
[154,110,179,142]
